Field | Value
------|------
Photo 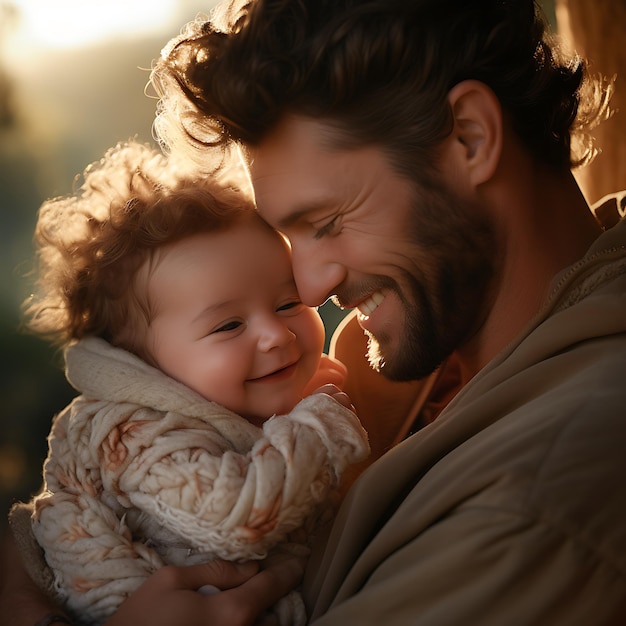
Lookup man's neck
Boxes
[456,167,602,383]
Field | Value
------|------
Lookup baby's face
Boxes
[144,217,325,424]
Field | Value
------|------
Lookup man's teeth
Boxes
[357,292,384,318]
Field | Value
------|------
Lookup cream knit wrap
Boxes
[31,337,369,625]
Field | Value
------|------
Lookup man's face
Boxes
[249,116,496,381]
[144,217,325,423]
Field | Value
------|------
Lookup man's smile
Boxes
[356,291,385,320]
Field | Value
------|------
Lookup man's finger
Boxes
[154,560,260,593]
[218,557,304,621]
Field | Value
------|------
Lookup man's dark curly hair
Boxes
[152,0,611,181]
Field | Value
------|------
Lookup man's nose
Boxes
[291,246,345,307]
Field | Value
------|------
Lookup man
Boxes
[3,0,626,623]
[154,0,626,622]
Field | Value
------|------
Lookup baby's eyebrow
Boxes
[190,300,238,325]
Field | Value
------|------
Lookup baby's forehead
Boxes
[245,210,284,235]
[150,216,292,284]
[145,221,297,309]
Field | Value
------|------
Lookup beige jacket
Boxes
[31,338,369,625]
[304,214,626,625]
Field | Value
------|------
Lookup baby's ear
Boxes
[447,80,503,187]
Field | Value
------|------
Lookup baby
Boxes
[21,141,369,625]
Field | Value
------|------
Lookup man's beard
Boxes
[364,275,440,380]
[366,182,497,382]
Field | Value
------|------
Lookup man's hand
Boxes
[104,556,304,626]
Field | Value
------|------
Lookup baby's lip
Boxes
[248,360,298,382]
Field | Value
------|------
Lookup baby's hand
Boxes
[310,383,355,413]
[303,355,348,396]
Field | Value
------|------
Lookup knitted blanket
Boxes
[30,337,369,625]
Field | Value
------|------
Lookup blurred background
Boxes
[2,0,624,531]
[0,0,357,528]
[0,0,233,529]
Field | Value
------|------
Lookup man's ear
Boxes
[447,80,503,187]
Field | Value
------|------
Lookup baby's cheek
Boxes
[309,310,326,353]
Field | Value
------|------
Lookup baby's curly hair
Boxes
[24,140,254,358]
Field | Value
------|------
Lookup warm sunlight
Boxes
[8,0,179,57]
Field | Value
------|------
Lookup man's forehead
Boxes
[249,116,338,169]
[247,115,395,227]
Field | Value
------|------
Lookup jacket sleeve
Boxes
[113,393,369,561]
[31,402,165,625]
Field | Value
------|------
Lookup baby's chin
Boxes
[246,395,305,425]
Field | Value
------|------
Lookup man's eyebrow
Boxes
[274,200,331,229]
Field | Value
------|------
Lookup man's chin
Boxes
[365,333,397,378]
[366,331,441,382]
[366,348,385,375]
